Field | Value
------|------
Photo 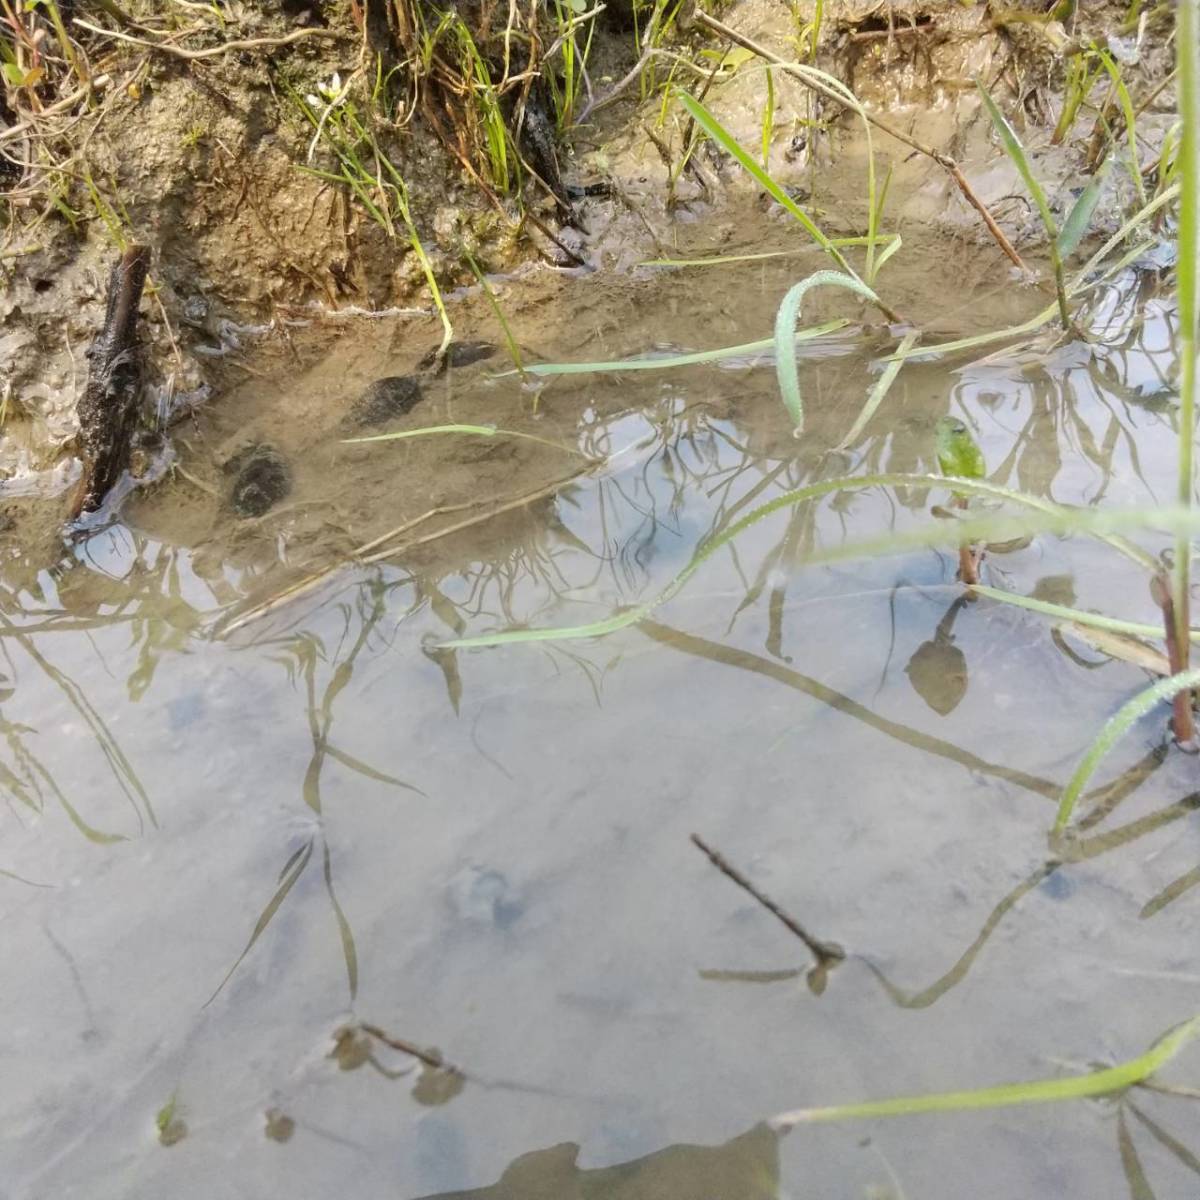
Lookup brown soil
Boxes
[0,0,1180,600]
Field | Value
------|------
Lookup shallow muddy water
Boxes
[3,236,1200,1199]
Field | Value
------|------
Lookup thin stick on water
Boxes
[690,834,844,971]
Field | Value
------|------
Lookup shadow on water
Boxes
[5,259,1200,1198]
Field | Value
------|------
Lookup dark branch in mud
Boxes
[74,244,150,516]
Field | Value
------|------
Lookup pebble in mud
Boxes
[226,444,291,518]
[348,375,424,429]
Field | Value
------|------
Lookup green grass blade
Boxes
[1057,159,1112,257]
[976,79,1058,243]
[499,320,850,377]
[770,1014,1200,1129]
[1096,49,1148,206]
[969,584,1186,642]
[1054,667,1200,831]
[676,91,853,276]
[835,330,919,449]
[775,272,882,431]
[1175,0,1199,697]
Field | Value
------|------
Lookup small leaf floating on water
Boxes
[412,1062,467,1107]
[935,417,986,483]
[330,1025,373,1071]
[264,1108,296,1143]
[155,1093,187,1147]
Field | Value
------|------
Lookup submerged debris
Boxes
[348,376,425,428]
[226,444,292,518]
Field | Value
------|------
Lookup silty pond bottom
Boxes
[3,241,1199,1200]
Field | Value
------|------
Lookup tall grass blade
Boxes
[1057,159,1112,257]
[1173,0,1199,732]
[770,1014,1200,1129]
[775,271,882,431]
[676,91,853,276]
[1054,667,1200,832]
[976,79,1071,328]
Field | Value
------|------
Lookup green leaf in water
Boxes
[935,417,986,481]
[770,1013,1200,1129]
[1054,666,1200,832]
[774,271,883,433]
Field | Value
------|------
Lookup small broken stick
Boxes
[691,833,845,994]
[73,244,151,515]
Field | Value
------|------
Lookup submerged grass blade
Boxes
[206,838,314,1007]
[322,840,358,1002]
[343,423,588,458]
[775,272,882,431]
[501,319,850,377]
[640,235,899,270]
[1054,667,1200,832]
[770,1014,1200,1129]
[835,330,919,449]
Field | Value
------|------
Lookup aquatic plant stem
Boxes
[771,1014,1200,1128]
[1173,0,1199,745]
[691,11,1026,270]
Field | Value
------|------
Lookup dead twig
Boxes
[691,832,844,994]
[691,11,1027,270]
[71,21,337,60]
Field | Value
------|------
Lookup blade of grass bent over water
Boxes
[1054,667,1200,832]
[770,1014,1200,1129]
[775,272,883,432]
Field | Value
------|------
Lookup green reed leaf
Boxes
[501,319,850,377]
[775,272,882,432]
[770,1014,1200,1129]
[1054,667,1200,831]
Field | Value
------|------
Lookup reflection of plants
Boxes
[209,582,424,1005]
